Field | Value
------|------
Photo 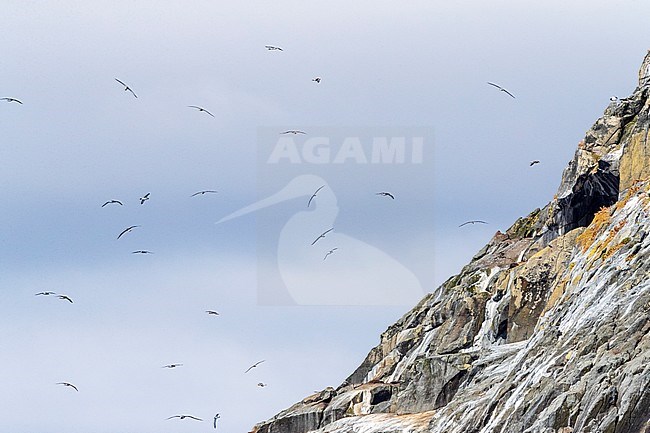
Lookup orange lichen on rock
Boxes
[576,206,612,252]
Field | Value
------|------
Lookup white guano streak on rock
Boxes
[472,268,513,349]
[387,330,437,383]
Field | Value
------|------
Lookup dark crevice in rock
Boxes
[553,161,620,236]
[434,370,467,409]
[370,388,392,405]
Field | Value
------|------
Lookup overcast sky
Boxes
[2,1,649,432]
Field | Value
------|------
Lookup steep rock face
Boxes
[250,51,650,433]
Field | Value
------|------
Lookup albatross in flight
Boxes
[307,185,325,207]
[35,291,57,296]
[205,310,220,315]
[139,193,150,205]
[376,192,395,199]
[244,360,265,373]
[192,190,218,197]
[265,45,283,51]
[312,77,321,83]
[281,130,306,135]
[459,220,488,227]
[57,295,74,303]
[311,228,334,245]
[162,363,183,368]
[213,414,220,429]
[1,97,22,104]
[114,78,138,98]
[57,382,78,391]
[487,82,515,98]
[102,200,123,207]
[166,415,202,421]
[117,225,140,239]
[530,160,540,166]
[188,105,215,117]
[323,248,338,260]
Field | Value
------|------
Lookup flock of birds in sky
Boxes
[1,42,543,430]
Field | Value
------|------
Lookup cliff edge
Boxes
[251,51,650,433]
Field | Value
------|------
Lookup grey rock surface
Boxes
[249,51,650,433]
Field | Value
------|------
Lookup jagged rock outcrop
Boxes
[250,51,650,433]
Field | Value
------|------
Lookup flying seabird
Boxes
[1,97,22,104]
[166,415,202,421]
[162,363,183,368]
[312,77,321,83]
[487,82,515,99]
[102,200,123,207]
[117,225,139,239]
[265,45,283,51]
[35,291,56,296]
[311,228,333,245]
[213,414,221,429]
[307,185,325,207]
[323,248,338,260]
[376,192,395,199]
[257,382,268,387]
[205,310,220,315]
[57,295,73,303]
[281,130,306,135]
[139,193,150,205]
[132,250,153,254]
[244,360,265,373]
[459,220,488,227]
[114,78,138,98]
[530,160,540,166]
[191,190,218,197]
[188,105,215,117]
[57,382,78,391]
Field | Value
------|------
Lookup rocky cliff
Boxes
[250,51,650,433]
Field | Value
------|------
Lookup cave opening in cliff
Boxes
[370,388,392,405]
[556,159,619,234]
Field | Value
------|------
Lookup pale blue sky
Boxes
[1,1,649,432]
